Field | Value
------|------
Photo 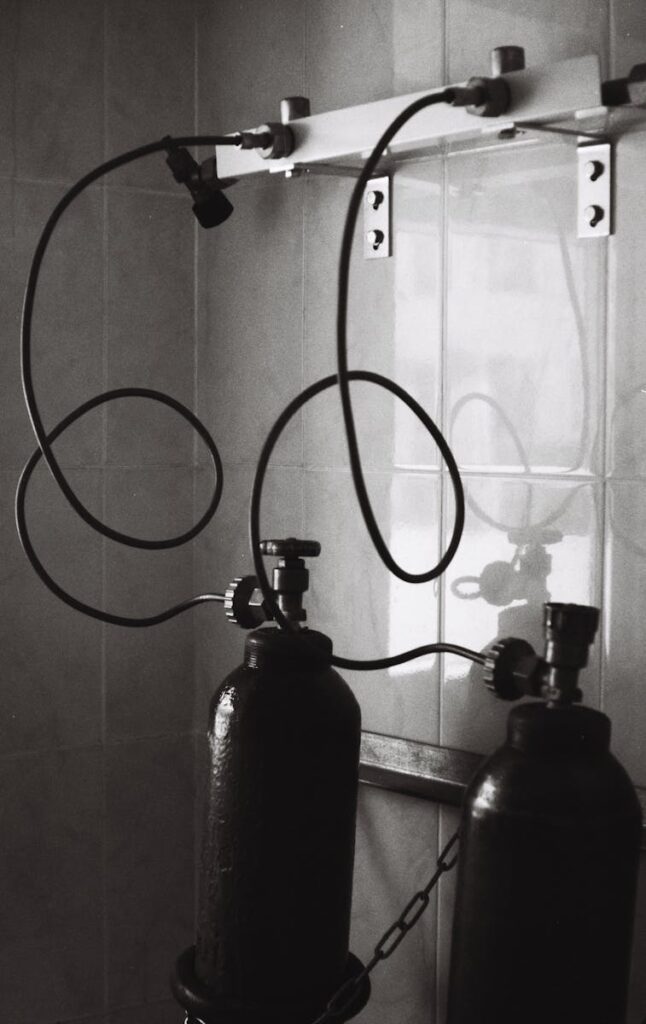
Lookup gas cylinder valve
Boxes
[173,534,368,1024]
[450,599,640,1023]
[484,601,599,705]
[259,537,320,625]
[219,538,321,630]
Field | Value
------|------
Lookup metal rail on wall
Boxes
[213,51,646,241]
[216,54,606,175]
[359,732,646,849]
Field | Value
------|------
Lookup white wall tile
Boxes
[304,468,442,742]
[612,0,646,75]
[446,143,606,476]
[447,0,609,81]
[305,0,444,114]
[352,787,440,1024]
[197,174,304,467]
[604,481,646,787]
[608,132,646,478]
[304,159,443,472]
[441,476,602,752]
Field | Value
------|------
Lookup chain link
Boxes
[311,828,460,1024]
[180,830,458,1024]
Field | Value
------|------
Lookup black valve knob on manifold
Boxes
[259,537,321,625]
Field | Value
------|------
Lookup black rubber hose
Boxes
[249,88,483,669]
[15,135,237,626]
[249,371,482,671]
[16,388,223,627]
[336,89,458,583]
[19,135,238,550]
[17,116,481,664]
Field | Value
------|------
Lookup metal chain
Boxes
[182,829,459,1024]
[311,828,460,1024]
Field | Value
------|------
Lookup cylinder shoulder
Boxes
[207,653,361,731]
[464,740,642,824]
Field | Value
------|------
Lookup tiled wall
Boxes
[196,2,646,1023]
[0,1,198,1021]
[4,2,646,1024]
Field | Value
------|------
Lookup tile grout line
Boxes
[100,0,110,1016]
[599,227,612,713]
[608,0,616,79]
[9,0,18,177]
[599,1,614,713]
[436,3,450,1008]
[192,0,202,934]
[300,464,606,481]
[0,169,187,198]
[437,158,450,755]
[301,178,307,473]
[3,461,630,480]
[0,730,200,765]
[301,0,308,478]
[58,995,177,1024]
[301,176,307,532]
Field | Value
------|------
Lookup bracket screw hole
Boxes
[366,189,384,210]
[367,228,384,250]
[585,159,604,181]
[584,204,604,227]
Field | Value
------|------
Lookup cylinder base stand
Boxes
[172,945,370,1024]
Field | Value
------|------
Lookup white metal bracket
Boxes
[214,52,641,245]
[216,54,605,180]
[363,176,391,259]
[577,141,612,237]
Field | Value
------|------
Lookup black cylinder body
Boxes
[448,702,641,1024]
[195,626,361,1015]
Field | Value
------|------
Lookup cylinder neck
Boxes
[244,627,332,671]
[508,701,611,756]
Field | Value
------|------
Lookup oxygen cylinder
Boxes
[447,603,642,1024]
[172,539,369,1024]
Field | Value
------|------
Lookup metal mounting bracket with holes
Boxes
[577,141,612,237]
[363,176,391,259]
[214,50,646,247]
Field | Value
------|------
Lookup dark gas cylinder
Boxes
[448,605,642,1024]
[172,539,368,1024]
[195,626,361,1009]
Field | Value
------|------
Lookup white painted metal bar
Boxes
[217,54,604,179]
[358,731,646,848]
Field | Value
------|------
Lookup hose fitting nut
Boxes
[464,75,511,117]
[244,122,295,159]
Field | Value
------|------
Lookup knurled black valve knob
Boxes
[544,602,599,641]
[224,576,267,629]
[259,538,321,558]
[543,602,599,669]
[484,637,539,701]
